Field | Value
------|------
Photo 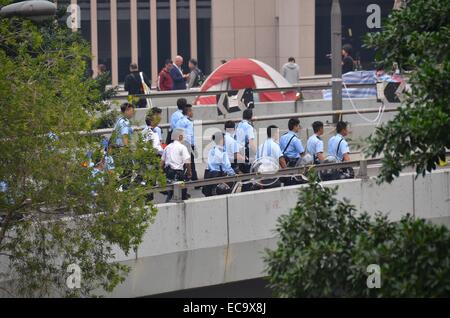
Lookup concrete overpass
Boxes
[105,167,450,297]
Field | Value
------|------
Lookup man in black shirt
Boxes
[342,44,355,74]
[124,63,151,108]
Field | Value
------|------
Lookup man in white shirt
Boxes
[142,114,164,156]
[160,129,192,201]
[150,106,163,142]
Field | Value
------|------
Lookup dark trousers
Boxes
[165,130,173,145]
[165,167,188,202]
[190,145,198,181]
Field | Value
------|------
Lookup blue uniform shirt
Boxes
[114,117,133,147]
[307,134,324,158]
[279,131,305,159]
[170,109,184,131]
[257,138,283,161]
[328,133,350,162]
[235,120,255,149]
[174,115,195,146]
[224,132,240,163]
[207,146,235,176]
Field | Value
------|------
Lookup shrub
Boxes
[350,216,450,297]
[265,174,450,297]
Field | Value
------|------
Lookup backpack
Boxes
[196,68,206,87]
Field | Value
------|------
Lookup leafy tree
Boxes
[0,3,164,297]
[364,0,450,183]
[265,175,450,297]
[350,215,450,297]
[264,174,373,297]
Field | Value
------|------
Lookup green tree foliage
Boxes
[364,0,450,183]
[264,174,372,297]
[0,6,164,297]
[265,175,450,297]
[350,216,450,297]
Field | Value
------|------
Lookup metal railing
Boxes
[151,153,450,203]
[150,158,381,202]
[110,82,377,99]
[85,107,399,137]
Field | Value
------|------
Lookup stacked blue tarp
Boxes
[322,71,377,100]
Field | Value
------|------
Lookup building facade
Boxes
[60,0,394,86]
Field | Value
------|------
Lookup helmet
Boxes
[251,157,280,175]
[296,153,313,166]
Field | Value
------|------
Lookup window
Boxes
[138,0,151,78]
[315,0,394,74]
[157,0,171,72]
[97,0,112,74]
[117,0,131,82]
[177,0,190,74]
[196,0,211,74]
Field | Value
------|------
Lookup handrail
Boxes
[110,82,377,99]
[150,158,382,193]
[83,107,399,137]
[151,153,450,202]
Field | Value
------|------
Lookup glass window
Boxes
[196,0,211,74]
[176,0,190,74]
[138,0,151,79]
[97,0,112,75]
[315,0,394,74]
[117,0,131,82]
[78,0,91,43]
[157,0,171,73]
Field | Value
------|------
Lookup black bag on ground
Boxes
[319,138,355,181]
[202,169,233,197]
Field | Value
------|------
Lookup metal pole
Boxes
[331,0,342,123]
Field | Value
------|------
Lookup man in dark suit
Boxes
[170,55,188,90]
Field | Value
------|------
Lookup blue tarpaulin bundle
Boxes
[322,71,377,100]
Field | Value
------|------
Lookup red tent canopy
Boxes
[196,58,297,105]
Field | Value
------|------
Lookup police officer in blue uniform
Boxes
[235,108,256,173]
[166,98,187,144]
[224,120,243,172]
[203,132,236,197]
[307,121,325,164]
[279,118,305,167]
[110,102,135,189]
[112,102,135,148]
[328,121,350,162]
[174,104,198,181]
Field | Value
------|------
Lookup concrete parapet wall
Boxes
[105,169,450,297]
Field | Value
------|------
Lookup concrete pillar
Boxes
[130,0,138,65]
[190,0,198,59]
[170,0,177,58]
[90,0,98,77]
[110,0,119,86]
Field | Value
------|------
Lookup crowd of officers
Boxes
[109,98,352,201]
